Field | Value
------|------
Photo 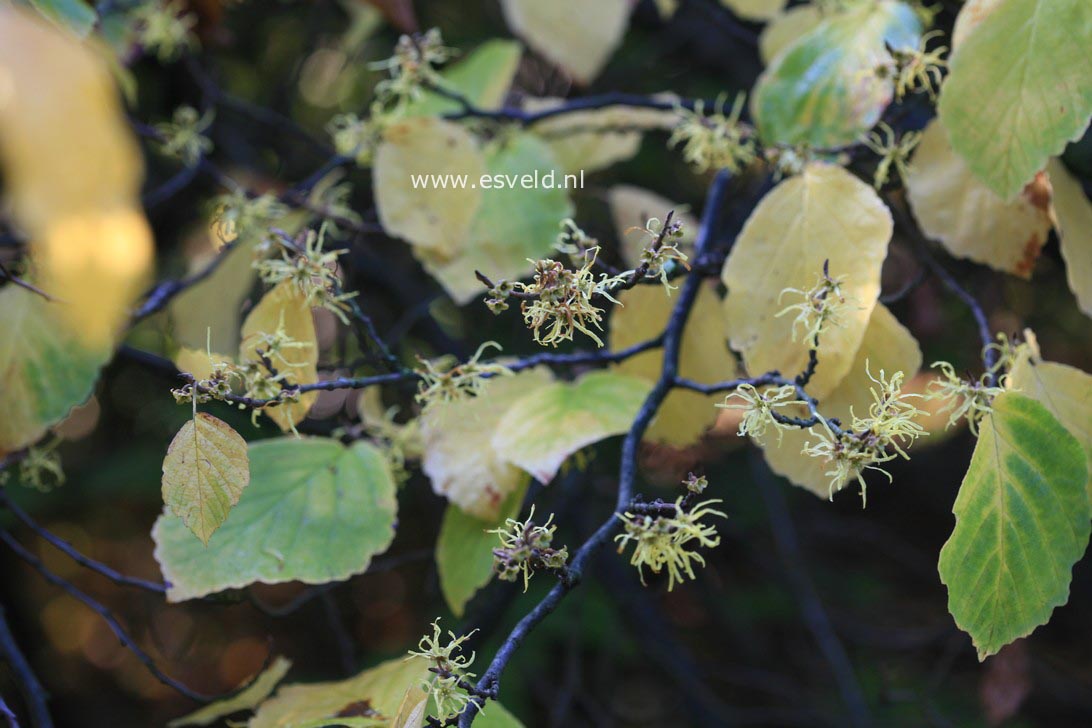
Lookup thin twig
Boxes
[0,261,53,302]
[0,605,51,728]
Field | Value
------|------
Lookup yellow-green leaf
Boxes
[240,281,320,431]
[153,438,397,602]
[373,117,486,256]
[0,286,111,455]
[1008,345,1092,500]
[499,0,630,84]
[759,303,921,497]
[609,283,738,447]
[721,162,892,399]
[938,392,1090,660]
[937,0,1092,200]
[162,413,250,546]
[415,134,573,304]
[404,40,522,117]
[720,0,785,22]
[390,685,429,728]
[436,482,528,617]
[906,119,1053,279]
[751,0,921,148]
[493,371,652,482]
[1047,158,1092,318]
[759,4,822,65]
[421,367,553,518]
[167,656,292,727]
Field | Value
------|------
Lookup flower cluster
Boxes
[372,29,454,105]
[415,342,512,412]
[717,383,802,445]
[883,30,948,101]
[154,106,213,167]
[255,227,356,323]
[406,620,480,722]
[327,105,389,167]
[634,215,690,293]
[926,361,1005,435]
[212,191,288,248]
[488,506,570,591]
[668,94,757,173]
[802,366,926,503]
[862,122,922,190]
[775,264,851,345]
[615,485,726,591]
[130,0,197,62]
[0,442,65,492]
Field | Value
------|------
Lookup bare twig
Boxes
[0,605,51,728]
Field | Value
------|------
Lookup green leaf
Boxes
[937,0,1092,200]
[1008,347,1092,500]
[153,438,397,602]
[167,656,291,727]
[492,371,652,482]
[436,482,528,617]
[161,412,250,546]
[938,392,1090,660]
[415,133,574,304]
[751,0,920,148]
[499,0,630,83]
[28,0,96,37]
[404,40,522,117]
[0,286,110,455]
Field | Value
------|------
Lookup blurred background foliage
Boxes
[2,0,1092,726]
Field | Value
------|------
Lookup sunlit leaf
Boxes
[950,0,1002,48]
[373,117,486,256]
[1046,159,1092,318]
[526,98,681,174]
[390,685,429,728]
[0,7,153,347]
[759,304,921,497]
[1009,345,1092,499]
[27,0,97,36]
[499,0,630,84]
[720,162,892,399]
[937,0,1092,200]
[0,286,111,455]
[752,0,921,147]
[938,392,1089,660]
[421,367,551,518]
[906,119,1053,279]
[492,371,652,482]
[405,40,522,117]
[759,4,822,65]
[609,284,738,447]
[436,482,528,616]
[416,134,573,304]
[239,281,319,431]
[162,413,250,545]
[608,186,698,268]
[153,438,397,602]
[167,656,292,727]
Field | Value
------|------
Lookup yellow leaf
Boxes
[373,116,486,256]
[162,413,251,545]
[907,120,1053,279]
[608,185,698,268]
[0,7,153,347]
[390,685,429,728]
[499,0,631,84]
[421,367,553,519]
[759,304,921,497]
[721,0,786,23]
[1008,344,1092,500]
[174,347,233,381]
[240,281,320,431]
[1046,158,1092,318]
[525,98,680,174]
[759,4,822,65]
[609,283,738,447]
[720,162,891,399]
[167,656,291,727]
[492,371,652,482]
